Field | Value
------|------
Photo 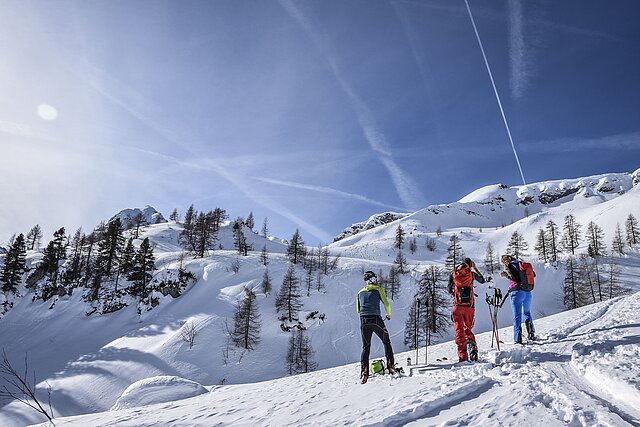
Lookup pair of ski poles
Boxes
[485,287,509,351]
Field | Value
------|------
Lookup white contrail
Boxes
[257,177,406,212]
[279,0,427,211]
[464,0,527,185]
[508,0,528,100]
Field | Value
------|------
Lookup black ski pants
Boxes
[360,315,394,372]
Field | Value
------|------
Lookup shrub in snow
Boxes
[110,376,208,411]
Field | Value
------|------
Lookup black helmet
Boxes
[363,271,377,282]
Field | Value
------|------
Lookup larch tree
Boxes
[286,229,306,265]
[25,225,42,251]
[506,231,529,259]
[561,214,582,256]
[261,269,272,296]
[445,234,464,272]
[484,242,498,274]
[585,221,606,258]
[545,219,562,264]
[394,225,405,250]
[286,329,317,375]
[231,288,261,351]
[625,213,639,245]
[534,229,549,263]
[275,264,303,322]
[611,223,625,255]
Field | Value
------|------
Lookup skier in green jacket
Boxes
[356,270,395,383]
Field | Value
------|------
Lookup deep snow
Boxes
[1,170,639,426]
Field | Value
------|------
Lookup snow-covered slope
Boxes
[32,292,640,426]
[1,170,639,426]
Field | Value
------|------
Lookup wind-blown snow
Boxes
[110,376,208,411]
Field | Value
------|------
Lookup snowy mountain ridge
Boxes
[332,169,639,244]
[109,205,167,229]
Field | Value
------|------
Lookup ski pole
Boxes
[415,297,420,365]
[425,296,429,365]
[499,289,511,309]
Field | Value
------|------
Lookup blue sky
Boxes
[1,0,639,246]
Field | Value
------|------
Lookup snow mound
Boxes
[110,376,208,411]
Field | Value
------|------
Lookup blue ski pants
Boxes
[510,290,534,342]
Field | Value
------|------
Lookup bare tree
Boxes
[180,321,198,349]
[0,350,54,423]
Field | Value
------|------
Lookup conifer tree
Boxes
[394,225,405,250]
[562,256,584,309]
[483,242,498,274]
[286,229,306,264]
[1,234,27,293]
[93,219,125,296]
[409,237,417,254]
[545,219,562,264]
[120,238,136,279]
[436,226,442,237]
[128,237,156,303]
[275,264,303,322]
[445,234,464,272]
[534,229,548,263]
[394,251,408,275]
[611,223,625,255]
[286,329,317,375]
[605,262,627,300]
[260,245,269,266]
[506,231,529,259]
[261,269,272,296]
[40,228,68,287]
[232,219,249,256]
[261,217,269,238]
[169,208,179,222]
[561,214,582,255]
[211,208,228,233]
[25,225,42,251]
[425,237,436,252]
[231,288,261,350]
[315,271,325,293]
[245,212,255,231]
[585,221,606,258]
[131,212,146,239]
[388,266,401,300]
[577,254,597,304]
[626,213,639,245]
[62,228,86,289]
[419,266,449,339]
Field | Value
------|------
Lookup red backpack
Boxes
[452,265,474,306]
[518,261,536,291]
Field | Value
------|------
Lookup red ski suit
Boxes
[448,265,485,361]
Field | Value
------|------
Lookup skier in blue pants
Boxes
[500,255,535,343]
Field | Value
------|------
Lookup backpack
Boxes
[452,265,474,306]
[517,261,536,291]
[371,359,385,375]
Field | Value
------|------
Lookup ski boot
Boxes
[466,340,478,362]
[525,319,536,341]
[360,368,369,384]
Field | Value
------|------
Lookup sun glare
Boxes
[37,104,58,121]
